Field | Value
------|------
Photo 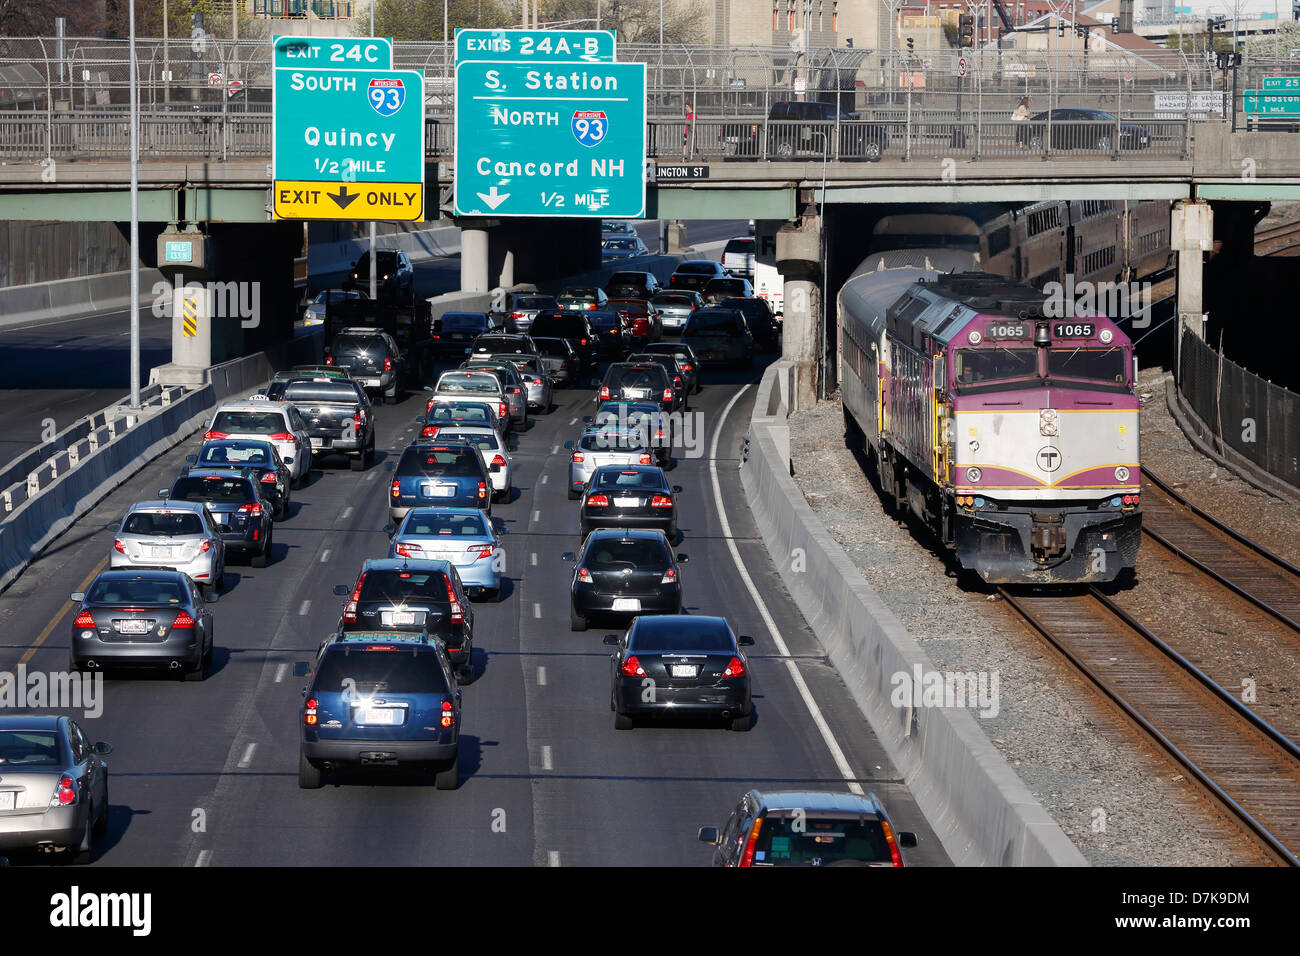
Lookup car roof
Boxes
[751,790,887,816]
[215,400,292,413]
[202,438,274,447]
[405,506,490,517]
[583,527,670,542]
[631,615,730,639]
[0,714,64,732]
[429,425,497,437]
[360,557,455,574]
[179,469,256,482]
[591,464,664,477]
[93,568,189,583]
[438,370,499,381]
[597,400,661,413]
[442,311,488,319]
[126,500,207,514]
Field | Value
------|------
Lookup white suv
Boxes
[204,397,313,488]
[721,237,755,278]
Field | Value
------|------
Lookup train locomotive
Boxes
[838,265,1142,584]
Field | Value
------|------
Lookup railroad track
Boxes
[1254,220,1300,257]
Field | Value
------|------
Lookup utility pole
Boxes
[129,0,141,410]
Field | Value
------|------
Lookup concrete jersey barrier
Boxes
[739,361,1087,867]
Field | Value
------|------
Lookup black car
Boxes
[563,528,686,631]
[669,260,728,293]
[1025,108,1150,152]
[351,249,413,296]
[719,297,780,352]
[721,100,888,161]
[681,307,754,368]
[533,336,581,387]
[280,378,376,471]
[183,439,291,519]
[698,790,918,867]
[333,558,474,684]
[587,310,634,360]
[299,632,461,790]
[434,312,501,360]
[471,332,537,356]
[325,328,406,404]
[166,470,274,567]
[628,352,689,409]
[644,343,702,395]
[597,362,675,413]
[69,569,215,680]
[604,270,662,299]
[604,615,753,730]
[529,310,599,377]
[702,276,754,306]
[579,465,682,539]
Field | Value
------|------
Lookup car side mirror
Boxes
[561,552,575,561]
[414,415,425,422]
[697,826,720,845]
[738,635,756,646]
[70,591,85,603]
[423,385,433,392]
[383,524,397,536]
[676,554,689,564]
[898,831,918,848]
[292,661,311,677]
[672,485,683,493]
[205,591,219,604]
[582,415,593,424]
[563,441,575,450]
[93,741,113,756]
[158,488,170,497]
[185,454,198,464]
[283,457,294,465]
[217,523,232,534]
[332,584,350,596]
[256,388,267,395]
[602,634,620,646]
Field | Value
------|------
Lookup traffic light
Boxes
[907,36,914,54]
[959,14,974,47]
[1058,21,1065,37]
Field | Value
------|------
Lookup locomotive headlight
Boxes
[1040,408,1058,422]
[966,467,982,483]
[969,440,980,452]
[967,330,982,345]
[1099,328,1114,344]
[1041,421,1058,436]
[1114,466,1130,482]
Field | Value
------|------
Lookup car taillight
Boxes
[511,311,523,318]
[384,357,392,371]
[638,454,652,464]
[498,402,507,419]
[445,576,463,624]
[199,540,211,553]
[203,430,229,440]
[681,363,693,371]
[440,699,455,727]
[663,388,673,402]
[269,432,295,443]
[354,410,363,425]
[587,493,610,507]
[599,386,610,399]
[260,472,277,484]
[421,426,439,438]
[660,568,676,584]
[391,480,401,498]
[491,454,507,467]
[394,542,422,557]
[577,566,593,583]
[53,776,77,807]
[238,502,263,516]
[172,611,195,629]
[571,452,585,462]
[738,817,763,867]
[426,398,436,415]
[723,657,746,678]
[468,543,494,560]
[585,303,596,310]
[304,698,318,726]
[650,494,672,508]
[478,481,487,500]
[325,355,334,365]
[343,572,365,623]
[881,820,904,867]
[620,655,645,677]
[510,386,522,395]
[74,610,96,628]
[113,539,125,554]
[580,338,588,346]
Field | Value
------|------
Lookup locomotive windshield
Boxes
[1047,348,1127,384]
[954,348,1037,386]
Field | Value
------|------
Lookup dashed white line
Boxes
[541,745,553,770]
[532,602,542,619]
[568,417,578,425]
[320,549,331,563]
[194,850,212,867]
[530,552,538,566]
[237,743,257,769]
[547,850,561,867]
[298,600,311,616]
[274,663,287,683]
[710,385,866,797]
[532,510,540,522]
[366,471,377,481]
[551,445,559,455]
[537,665,547,686]
[540,474,549,485]
[340,506,353,520]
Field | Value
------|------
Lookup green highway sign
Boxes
[273,35,393,70]
[455,28,615,63]
[1261,75,1300,91]
[454,59,646,218]
[1243,89,1300,114]
[273,67,425,221]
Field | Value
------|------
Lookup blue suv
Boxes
[389,441,491,524]
[299,631,462,790]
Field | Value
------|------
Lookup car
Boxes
[332,558,475,681]
[183,439,291,520]
[643,342,702,395]
[108,500,226,598]
[702,276,755,306]
[528,310,599,377]
[69,568,215,680]
[578,464,682,539]
[505,293,558,332]
[736,100,888,161]
[351,249,413,296]
[430,369,511,433]
[263,368,353,400]
[597,362,677,413]
[649,289,704,334]
[471,332,537,356]
[565,427,655,499]
[303,289,366,325]
[489,353,555,412]
[204,398,312,488]
[533,336,581,387]
[557,285,609,311]
[602,220,638,237]
[563,528,687,631]
[587,310,634,360]
[457,359,529,428]
[280,377,376,471]
[608,298,661,345]
[422,425,511,501]
[389,441,491,523]
[698,790,918,866]
[0,716,111,863]
[325,327,405,404]
[417,398,505,440]
[387,507,503,602]
[669,259,728,293]
[681,306,754,368]
[1025,108,1150,152]
[434,311,501,359]
[602,236,650,260]
[166,470,274,567]
[604,270,662,300]
[721,236,756,278]
[628,352,689,409]
[289,364,353,381]
[587,400,672,467]
[299,632,462,790]
[605,615,754,730]
[719,296,780,353]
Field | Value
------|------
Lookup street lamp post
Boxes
[129,0,141,409]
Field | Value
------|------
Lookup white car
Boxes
[431,370,511,434]
[204,397,313,488]
[108,500,226,598]
[430,425,512,501]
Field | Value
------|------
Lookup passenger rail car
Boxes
[838,268,1142,584]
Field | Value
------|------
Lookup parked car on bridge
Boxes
[1025,108,1150,152]
[723,100,889,161]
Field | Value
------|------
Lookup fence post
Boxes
[37,37,53,162]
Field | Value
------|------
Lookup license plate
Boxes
[625,390,648,398]
[148,546,172,558]
[0,791,14,811]
[383,611,418,626]
[671,664,697,678]
[310,437,323,449]
[615,497,640,508]
[611,598,641,612]
[115,619,150,634]
[357,707,402,726]
[424,485,456,498]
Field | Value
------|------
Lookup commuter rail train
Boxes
[838,266,1142,584]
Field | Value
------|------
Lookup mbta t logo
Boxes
[1036,446,1062,472]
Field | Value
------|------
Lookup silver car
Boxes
[432,370,511,433]
[564,428,655,499]
[458,359,529,428]
[389,507,503,600]
[651,290,704,333]
[493,354,554,412]
[204,398,312,487]
[108,500,226,598]
[431,425,513,501]
[0,716,111,864]
[507,294,558,332]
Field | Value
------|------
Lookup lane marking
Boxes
[532,510,540,522]
[710,385,865,796]
[298,600,312,616]
[0,554,108,682]
[541,745,553,770]
[540,474,549,485]
[366,471,377,481]
[530,552,538,566]
[320,549,331,563]
[568,417,578,425]
[194,850,212,867]
[551,445,558,455]
[537,665,547,686]
[548,850,561,867]
[340,506,353,520]
[237,743,257,768]
[274,663,287,683]
[532,602,542,619]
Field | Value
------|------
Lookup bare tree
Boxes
[359,0,516,40]
[540,0,706,45]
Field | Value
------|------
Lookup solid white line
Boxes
[540,474,549,485]
[320,549,331,563]
[194,849,212,867]
[537,665,547,686]
[541,745,553,770]
[710,385,865,796]
[274,663,287,683]
[547,850,561,867]
[533,602,542,618]
[340,506,353,520]
[298,600,311,616]
[237,743,257,769]
[530,552,538,566]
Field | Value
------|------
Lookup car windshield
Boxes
[955,348,1038,386]
[752,816,893,865]
[437,375,498,394]
[332,334,386,354]
[0,731,61,767]
[534,339,571,358]
[686,311,744,333]
[706,280,746,294]
[435,431,499,451]
[609,367,667,390]
[123,511,205,536]
[441,314,487,331]
[499,357,541,374]
[199,443,271,466]
[605,239,638,250]
[212,411,287,434]
[1047,348,1127,384]
[530,316,586,338]
[358,570,450,602]
[589,313,620,329]
[652,293,695,308]
[282,383,362,404]
[315,647,448,695]
[631,621,732,652]
[724,239,755,254]
[476,337,527,352]
[514,296,555,310]
[594,470,664,490]
[427,404,493,426]
[171,476,255,503]
[584,538,669,569]
[87,578,187,605]
[397,447,482,478]
[403,512,491,537]
[722,299,766,318]
[676,262,718,275]
[562,288,598,298]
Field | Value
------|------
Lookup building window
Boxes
[789,10,795,30]
[773,8,779,30]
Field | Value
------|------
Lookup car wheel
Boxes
[434,751,460,790]
[1029,133,1043,151]
[69,655,82,674]
[456,664,473,686]
[183,656,204,681]
[350,452,364,472]
[775,140,794,159]
[201,583,217,601]
[385,382,398,404]
[614,712,634,730]
[570,607,587,632]
[298,751,324,789]
[864,141,882,160]
[730,712,752,732]
[251,530,271,568]
[203,635,214,668]
[71,811,93,864]
[365,442,376,466]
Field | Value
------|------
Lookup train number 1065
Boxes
[1053,323,1095,338]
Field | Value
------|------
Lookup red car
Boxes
[608,298,662,345]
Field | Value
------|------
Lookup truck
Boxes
[278,377,376,472]
[324,295,435,386]
[752,220,785,319]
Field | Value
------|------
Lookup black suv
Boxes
[529,310,599,378]
[727,100,888,161]
[719,297,780,352]
[351,250,413,296]
[604,271,662,299]
[326,328,406,404]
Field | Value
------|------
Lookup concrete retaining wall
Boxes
[308,225,463,279]
[739,361,1087,867]
[0,267,165,330]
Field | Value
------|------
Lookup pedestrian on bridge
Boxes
[683,101,695,161]
[1012,96,1030,150]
